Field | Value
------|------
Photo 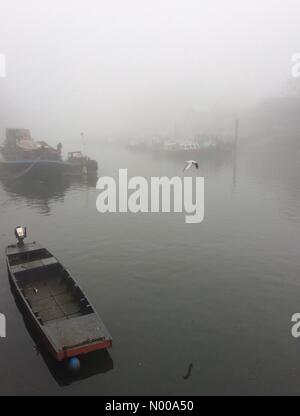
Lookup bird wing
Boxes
[183,161,192,171]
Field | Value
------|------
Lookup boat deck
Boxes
[43,314,110,351]
[17,268,111,352]
[21,274,83,324]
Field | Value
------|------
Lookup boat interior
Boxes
[7,248,94,326]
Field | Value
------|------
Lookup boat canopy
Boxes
[4,129,57,152]
[6,128,32,145]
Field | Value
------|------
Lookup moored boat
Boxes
[0,129,67,180]
[127,137,235,160]
[65,151,98,177]
[6,227,112,367]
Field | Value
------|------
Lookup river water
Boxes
[0,143,300,396]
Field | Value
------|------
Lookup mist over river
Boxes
[1,142,300,395]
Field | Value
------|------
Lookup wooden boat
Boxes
[6,228,112,365]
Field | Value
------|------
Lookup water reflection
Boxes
[0,175,98,215]
[40,346,114,387]
[247,146,300,223]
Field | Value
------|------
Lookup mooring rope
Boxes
[12,158,41,180]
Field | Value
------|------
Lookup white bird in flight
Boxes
[183,160,199,171]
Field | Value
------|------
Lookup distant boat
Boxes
[0,128,67,180]
[127,138,234,160]
[6,227,112,366]
[65,151,98,177]
[161,140,234,159]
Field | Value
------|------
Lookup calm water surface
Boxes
[1,143,300,396]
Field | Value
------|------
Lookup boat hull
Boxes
[0,159,67,180]
[65,160,98,177]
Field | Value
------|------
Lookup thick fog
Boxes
[0,0,300,142]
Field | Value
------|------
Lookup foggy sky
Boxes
[0,0,300,142]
